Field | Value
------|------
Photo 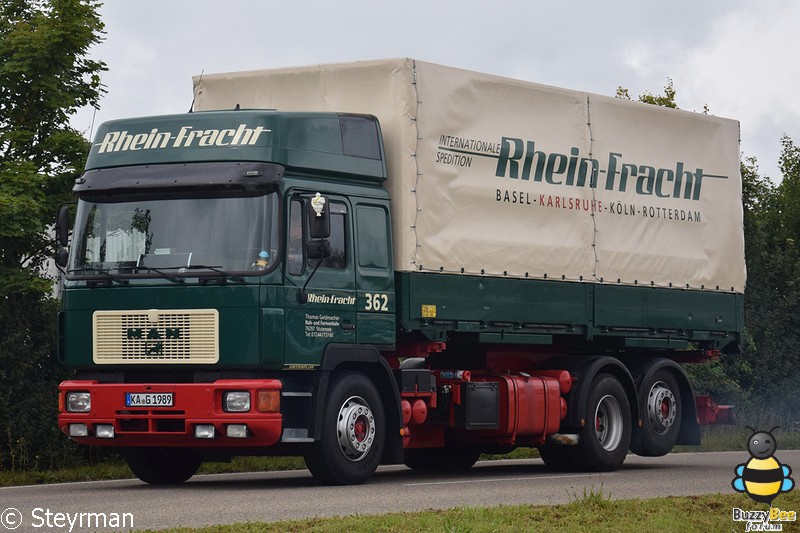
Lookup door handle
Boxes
[340,320,356,331]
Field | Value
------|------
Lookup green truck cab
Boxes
[58,110,404,484]
[57,60,744,485]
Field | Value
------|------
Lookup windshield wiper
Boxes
[136,264,245,284]
[134,266,185,284]
[183,265,245,283]
[67,267,130,286]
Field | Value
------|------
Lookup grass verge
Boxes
[143,489,800,532]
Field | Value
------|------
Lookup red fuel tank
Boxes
[468,374,563,445]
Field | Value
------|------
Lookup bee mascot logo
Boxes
[732,426,794,505]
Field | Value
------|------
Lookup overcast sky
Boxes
[71,0,800,182]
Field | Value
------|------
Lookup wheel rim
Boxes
[594,394,623,451]
[336,395,376,462]
[647,381,677,435]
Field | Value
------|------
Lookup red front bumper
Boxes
[58,379,283,447]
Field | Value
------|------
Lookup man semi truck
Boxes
[56,59,744,485]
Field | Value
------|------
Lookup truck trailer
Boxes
[56,58,744,485]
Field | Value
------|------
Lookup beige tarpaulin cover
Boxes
[194,58,746,293]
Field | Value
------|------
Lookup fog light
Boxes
[226,424,249,438]
[195,424,216,439]
[223,391,251,412]
[95,424,115,439]
[69,424,89,437]
[66,391,91,413]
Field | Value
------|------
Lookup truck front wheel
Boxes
[304,371,385,485]
[568,373,631,471]
[123,447,203,484]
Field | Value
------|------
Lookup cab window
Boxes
[289,198,347,273]
[288,199,305,275]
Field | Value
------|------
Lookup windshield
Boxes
[68,191,280,277]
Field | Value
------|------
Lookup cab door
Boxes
[284,194,357,368]
[354,201,395,346]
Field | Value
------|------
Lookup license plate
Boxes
[125,392,174,407]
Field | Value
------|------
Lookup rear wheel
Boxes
[304,372,385,485]
[568,373,631,471]
[123,447,203,484]
[631,370,682,456]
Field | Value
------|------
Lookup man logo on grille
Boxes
[127,327,180,356]
[144,341,164,355]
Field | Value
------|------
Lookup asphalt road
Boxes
[2,450,798,531]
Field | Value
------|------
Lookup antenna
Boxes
[189,69,204,113]
[88,103,98,143]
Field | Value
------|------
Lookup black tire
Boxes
[304,371,385,485]
[404,443,480,472]
[568,373,631,472]
[538,441,576,472]
[123,447,203,484]
[630,369,682,457]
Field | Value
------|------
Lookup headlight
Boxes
[66,391,91,413]
[223,391,251,412]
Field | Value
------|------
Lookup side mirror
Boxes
[307,193,331,239]
[306,239,331,260]
[55,247,69,268]
[56,205,70,247]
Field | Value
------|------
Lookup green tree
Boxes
[616,78,678,109]
[0,0,105,470]
[735,143,800,415]
[616,78,710,114]
[777,135,800,243]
